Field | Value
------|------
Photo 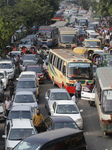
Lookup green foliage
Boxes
[0,0,59,54]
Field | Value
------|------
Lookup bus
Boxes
[95,67,112,135]
[48,49,94,94]
[58,26,77,48]
[51,21,68,28]
[13,128,87,150]
[38,26,58,47]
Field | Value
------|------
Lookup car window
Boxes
[50,92,70,100]
[17,81,36,88]
[8,111,32,119]
[54,122,78,129]
[15,95,35,103]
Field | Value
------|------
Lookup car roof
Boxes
[49,116,74,122]
[24,128,82,144]
[0,61,12,64]
[18,78,35,81]
[24,54,36,56]
[20,71,36,75]
[15,91,34,95]
[11,105,32,111]
[49,88,68,93]
[26,65,40,68]
[23,60,35,62]
[56,100,75,105]
[11,119,33,128]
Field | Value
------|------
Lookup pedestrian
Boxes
[74,79,82,99]
[37,55,43,70]
[71,93,77,104]
[33,109,44,133]
[85,81,93,92]
[9,80,15,99]
[5,96,12,116]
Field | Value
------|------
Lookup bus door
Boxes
[61,61,67,89]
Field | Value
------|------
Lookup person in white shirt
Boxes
[72,93,77,104]
[5,96,12,116]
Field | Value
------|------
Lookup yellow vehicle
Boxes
[83,38,102,58]
[73,47,88,58]
[93,18,100,22]
[48,49,94,94]
[58,26,77,48]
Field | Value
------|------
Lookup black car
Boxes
[41,116,79,132]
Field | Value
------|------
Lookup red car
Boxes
[25,65,44,83]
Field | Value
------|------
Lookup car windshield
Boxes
[0,73,4,79]
[8,111,32,119]
[102,90,112,114]
[38,31,52,39]
[23,56,36,61]
[85,41,100,48]
[27,67,41,73]
[56,104,79,114]
[15,95,35,103]
[17,81,36,88]
[67,62,93,80]
[23,61,36,67]
[20,40,31,45]
[50,92,70,100]
[13,141,41,150]
[54,122,78,129]
[0,63,12,69]
[61,34,76,44]
[9,129,35,140]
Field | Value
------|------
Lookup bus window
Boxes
[54,56,58,68]
[49,53,53,64]
[63,65,66,76]
[52,55,56,65]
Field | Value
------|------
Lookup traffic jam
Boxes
[0,1,112,150]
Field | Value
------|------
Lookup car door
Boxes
[44,118,52,131]
[81,86,92,101]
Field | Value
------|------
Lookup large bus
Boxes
[51,21,68,28]
[95,67,112,135]
[37,26,58,47]
[58,26,78,48]
[48,49,94,94]
[13,128,87,150]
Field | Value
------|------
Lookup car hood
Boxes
[53,113,82,122]
[7,140,21,149]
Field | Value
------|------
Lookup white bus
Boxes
[95,67,112,135]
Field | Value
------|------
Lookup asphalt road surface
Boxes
[0,78,112,150]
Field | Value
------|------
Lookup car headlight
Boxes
[7,71,13,74]
[7,147,13,150]
[76,118,82,124]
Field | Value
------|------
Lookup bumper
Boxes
[77,122,83,130]
[101,122,112,134]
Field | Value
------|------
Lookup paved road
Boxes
[0,79,112,150]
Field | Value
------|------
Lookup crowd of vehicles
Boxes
[0,0,112,150]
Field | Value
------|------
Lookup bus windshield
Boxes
[61,34,76,44]
[85,41,100,48]
[103,90,112,114]
[38,31,51,39]
[67,62,93,80]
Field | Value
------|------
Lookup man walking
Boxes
[5,96,12,116]
[74,79,82,99]
[33,109,44,133]
[9,80,15,99]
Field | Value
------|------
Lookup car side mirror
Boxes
[16,78,19,81]
[45,96,48,100]
[80,109,83,113]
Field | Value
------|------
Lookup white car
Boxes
[0,70,8,90]
[0,103,5,120]
[0,61,15,79]
[6,105,36,125]
[81,86,95,106]
[51,100,83,129]
[12,91,38,110]
[20,60,36,72]
[45,89,71,115]
[17,71,39,81]
[2,119,37,150]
